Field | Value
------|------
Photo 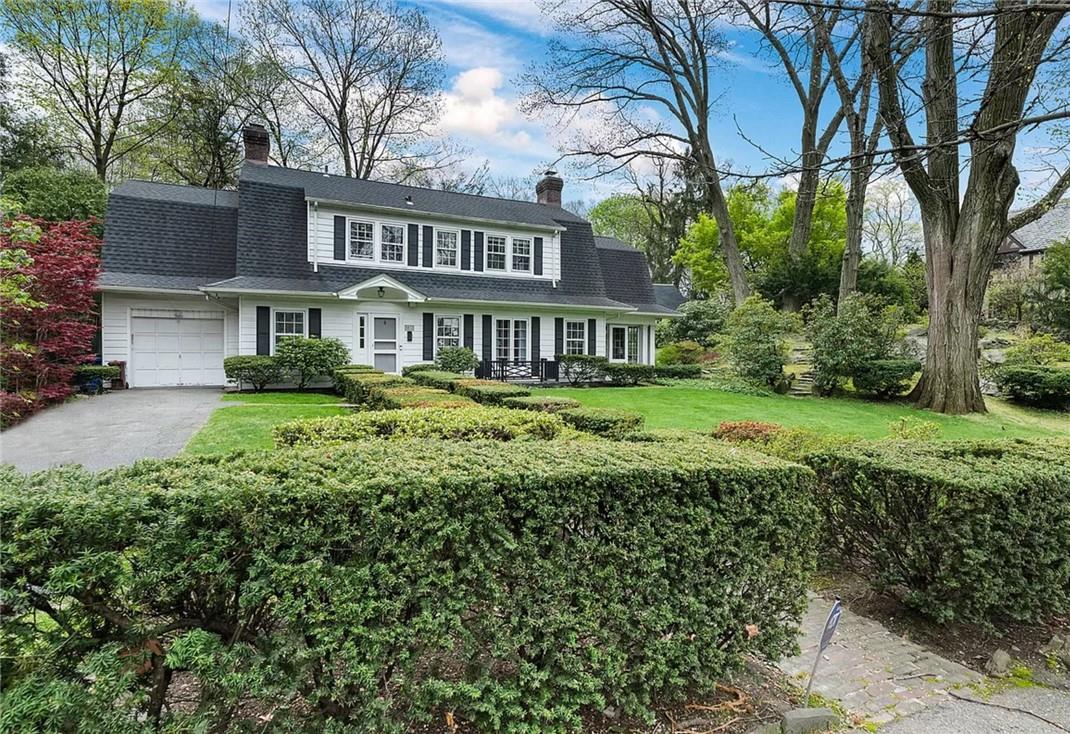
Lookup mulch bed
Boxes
[815,568,1070,690]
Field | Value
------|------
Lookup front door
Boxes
[372,316,399,373]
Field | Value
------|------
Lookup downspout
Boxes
[311,200,319,273]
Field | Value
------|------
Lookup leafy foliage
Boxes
[435,345,479,373]
[407,369,465,390]
[852,359,921,398]
[886,416,940,440]
[1002,333,1070,366]
[721,296,799,388]
[559,354,608,384]
[807,440,1070,623]
[804,294,906,395]
[655,298,731,348]
[1,218,100,427]
[2,166,107,223]
[603,363,655,386]
[0,439,818,731]
[501,395,583,412]
[653,364,703,379]
[655,340,707,365]
[712,420,782,443]
[1032,240,1070,336]
[223,355,285,391]
[275,406,565,446]
[994,366,1070,409]
[274,336,349,389]
[451,378,531,405]
[558,406,644,437]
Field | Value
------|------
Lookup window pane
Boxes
[274,311,304,346]
[512,238,531,271]
[486,235,506,270]
[350,221,373,259]
[565,321,585,355]
[381,224,405,262]
[436,230,458,267]
[436,316,460,351]
[496,319,510,360]
[611,327,626,360]
[627,326,640,364]
[513,319,527,361]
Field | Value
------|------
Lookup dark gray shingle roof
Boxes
[592,236,677,315]
[241,163,586,229]
[653,284,686,310]
[1010,199,1070,252]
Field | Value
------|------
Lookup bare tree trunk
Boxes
[705,173,751,304]
[838,167,866,303]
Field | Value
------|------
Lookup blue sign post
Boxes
[805,599,842,707]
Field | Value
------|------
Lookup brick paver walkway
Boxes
[777,594,982,728]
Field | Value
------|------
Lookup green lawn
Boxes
[534,385,1066,440]
[185,393,348,454]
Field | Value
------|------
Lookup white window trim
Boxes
[434,227,461,270]
[511,236,532,274]
[347,218,376,262]
[494,315,530,361]
[271,307,308,355]
[378,221,407,264]
[485,233,508,272]
[608,324,643,363]
[565,319,586,356]
[434,313,463,356]
[484,233,533,274]
[347,216,410,266]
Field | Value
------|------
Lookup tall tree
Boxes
[0,52,64,171]
[521,0,751,304]
[243,0,451,180]
[862,180,922,267]
[866,0,1070,413]
[2,0,195,180]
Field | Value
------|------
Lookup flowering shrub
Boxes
[1,217,100,427]
[712,420,783,443]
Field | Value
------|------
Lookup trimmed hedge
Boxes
[807,440,1070,623]
[994,365,1070,409]
[654,364,703,379]
[603,363,656,386]
[560,354,608,384]
[402,362,437,376]
[408,369,465,390]
[73,364,121,382]
[224,355,285,391]
[559,406,644,437]
[336,371,412,407]
[452,378,531,405]
[275,406,564,446]
[502,395,582,412]
[378,385,475,409]
[852,358,920,398]
[0,440,817,732]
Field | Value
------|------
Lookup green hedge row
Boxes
[994,365,1070,409]
[653,364,703,379]
[502,395,582,412]
[275,406,565,446]
[408,369,466,390]
[451,378,531,405]
[807,440,1070,623]
[558,406,644,437]
[0,440,817,732]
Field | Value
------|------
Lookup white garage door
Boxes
[131,315,225,387]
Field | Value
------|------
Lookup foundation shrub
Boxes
[558,407,644,437]
[603,363,656,386]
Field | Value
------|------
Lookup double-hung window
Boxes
[511,238,531,272]
[512,319,527,361]
[274,310,305,350]
[380,223,405,263]
[436,316,460,353]
[486,235,507,271]
[565,320,586,355]
[436,230,458,267]
[349,220,374,260]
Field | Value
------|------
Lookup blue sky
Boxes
[190,0,1063,206]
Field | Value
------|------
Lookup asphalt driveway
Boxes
[1,388,221,473]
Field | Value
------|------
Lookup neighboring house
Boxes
[997,198,1070,270]
[98,125,678,387]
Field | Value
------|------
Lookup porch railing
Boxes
[476,359,560,382]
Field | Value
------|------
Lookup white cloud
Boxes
[420,0,549,32]
[439,67,517,137]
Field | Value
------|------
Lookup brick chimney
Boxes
[536,170,563,206]
[243,123,270,164]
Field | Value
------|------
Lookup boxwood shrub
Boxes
[224,355,284,391]
[806,440,1070,623]
[994,365,1070,409]
[378,385,476,409]
[275,406,564,446]
[402,362,436,376]
[559,354,608,384]
[451,378,531,405]
[654,364,703,379]
[852,358,921,398]
[558,406,644,437]
[0,440,816,732]
[502,395,582,412]
[336,371,412,407]
[408,369,465,390]
[603,363,656,386]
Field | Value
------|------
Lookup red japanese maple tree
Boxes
[1,217,101,426]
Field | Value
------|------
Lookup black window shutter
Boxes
[463,314,474,350]
[481,315,493,361]
[461,230,471,270]
[531,317,541,369]
[333,216,346,260]
[587,318,597,355]
[308,308,322,338]
[422,225,433,266]
[554,317,564,357]
[256,306,271,355]
[407,224,419,266]
[422,312,434,361]
[474,231,484,272]
[533,236,543,275]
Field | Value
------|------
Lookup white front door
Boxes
[372,316,399,373]
[131,315,225,386]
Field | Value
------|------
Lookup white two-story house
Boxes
[98,125,680,387]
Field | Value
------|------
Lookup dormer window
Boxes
[486,235,507,271]
[349,220,374,260]
[436,229,458,268]
[380,223,405,262]
[512,237,531,272]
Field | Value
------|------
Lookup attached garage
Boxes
[129,310,226,387]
